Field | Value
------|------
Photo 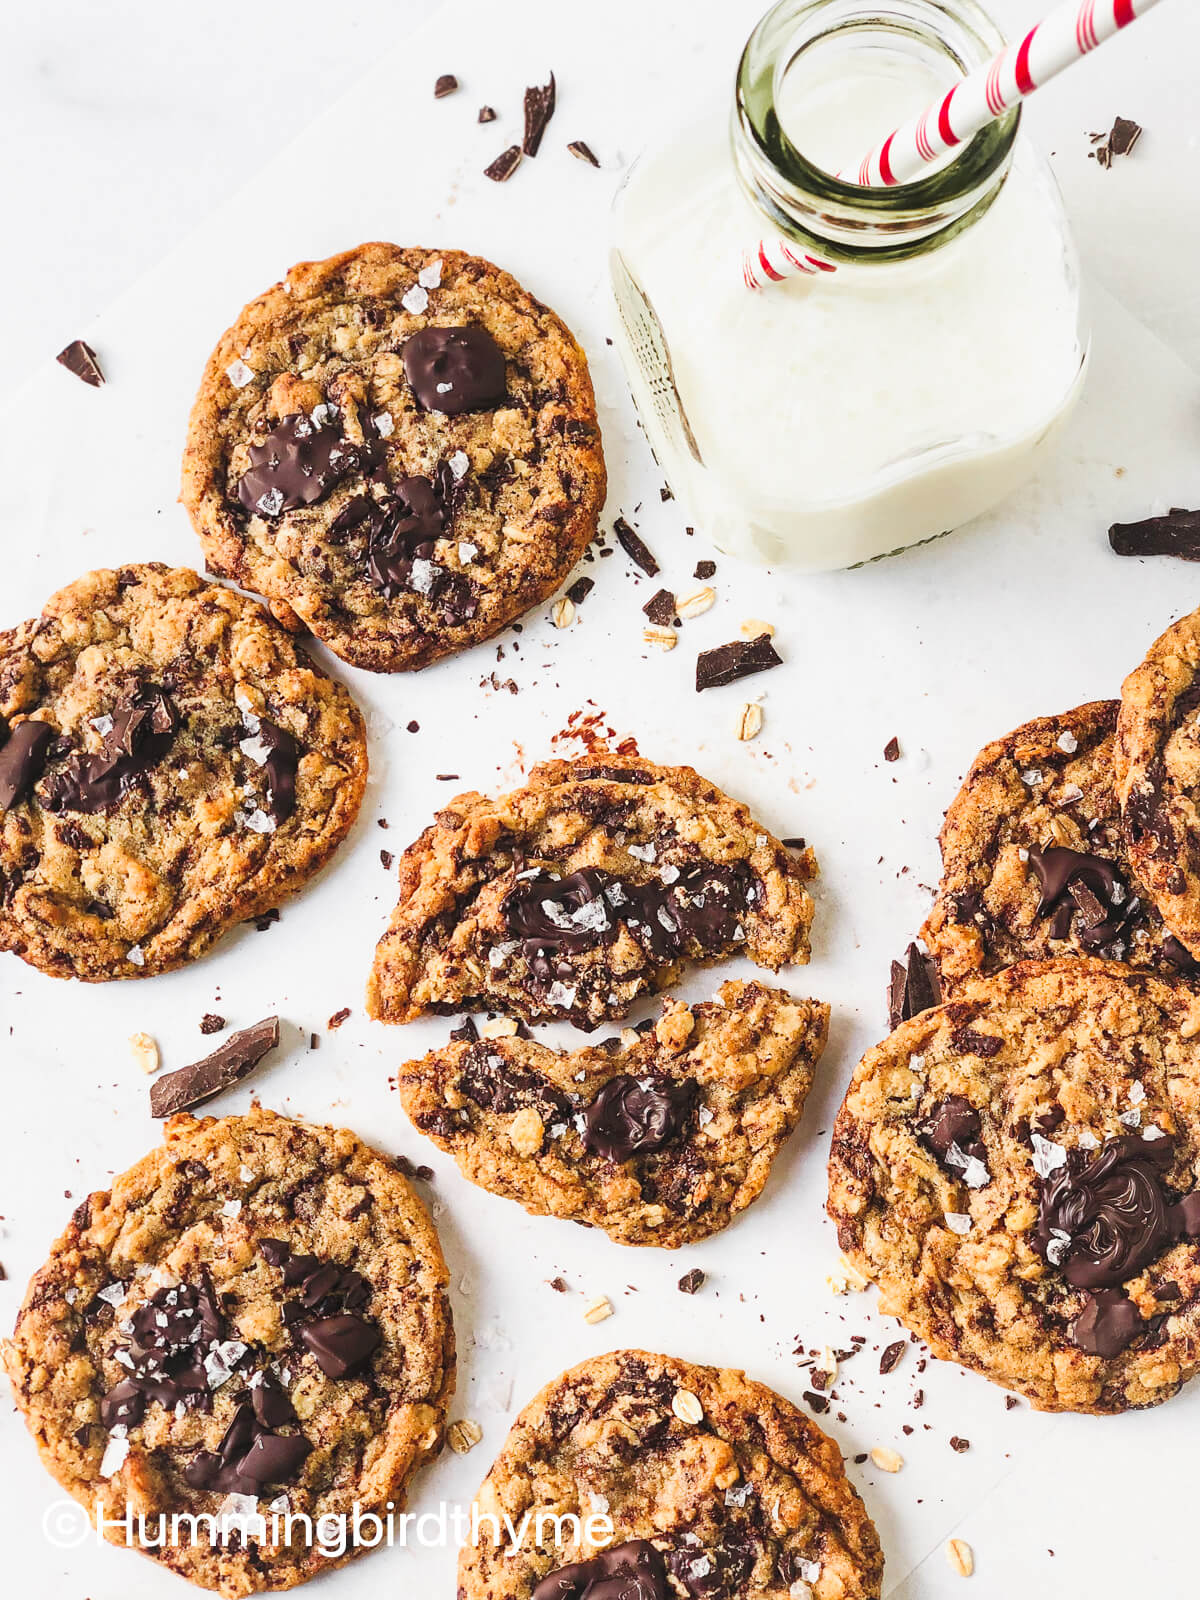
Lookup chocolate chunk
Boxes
[434,73,458,97]
[504,867,616,955]
[1090,115,1142,168]
[677,1268,705,1294]
[951,1026,1003,1058]
[523,73,557,156]
[1110,507,1200,560]
[200,1013,225,1035]
[1162,933,1200,975]
[328,1008,351,1029]
[1036,1133,1174,1290]
[567,140,599,167]
[1026,844,1135,954]
[949,1436,970,1452]
[238,411,359,518]
[403,325,507,415]
[642,589,677,625]
[45,685,178,814]
[478,105,497,123]
[879,1341,906,1375]
[100,1376,147,1429]
[0,720,54,811]
[669,1540,758,1600]
[695,636,783,692]
[56,339,105,387]
[883,736,900,762]
[255,720,300,823]
[1071,1289,1143,1355]
[887,942,941,1031]
[582,1074,696,1162]
[241,1429,311,1485]
[534,1540,666,1600]
[567,576,594,605]
[298,1313,381,1378]
[258,1238,291,1267]
[251,1372,297,1429]
[694,560,716,579]
[613,516,659,576]
[485,144,523,181]
[149,1016,280,1117]
[922,1096,984,1163]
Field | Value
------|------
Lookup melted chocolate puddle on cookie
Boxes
[45,686,178,814]
[534,1540,667,1600]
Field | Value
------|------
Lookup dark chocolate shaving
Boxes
[485,145,523,181]
[1109,508,1200,561]
[434,74,458,97]
[523,73,557,156]
[149,1017,281,1117]
[614,516,659,576]
[1089,116,1142,168]
[56,339,105,387]
[887,942,941,1031]
[567,140,600,167]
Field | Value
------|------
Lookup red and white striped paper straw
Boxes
[743,0,1162,288]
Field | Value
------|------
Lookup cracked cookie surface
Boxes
[367,752,817,1030]
[1116,606,1200,959]
[398,980,828,1247]
[461,1350,882,1600]
[921,701,1191,993]
[2,1106,454,1595]
[0,564,367,981]
[828,959,1200,1414]
[182,242,606,672]
[0,564,367,982]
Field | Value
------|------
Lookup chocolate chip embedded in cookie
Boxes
[1116,607,1200,959]
[367,752,817,1029]
[827,958,1200,1414]
[921,701,1190,994]
[0,564,367,981]
[398,980,828,1247]
[2,1106,454,1594]
[461,1351,883,1600]
[181,242,606,673]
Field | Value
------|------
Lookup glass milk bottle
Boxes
[610,0,1088,569]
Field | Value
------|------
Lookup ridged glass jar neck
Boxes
[733,0,1020,264]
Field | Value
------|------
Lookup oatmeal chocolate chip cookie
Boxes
[0,563,367,982]
[367,752,817,1030]
[3,1106,454,1595]
[181,242,606,673]
[398,980,828,1247]
[1116,606,1200,959]
[827,958,1200,1414]
[461,1350,882,1600]
[921,701,1192,993]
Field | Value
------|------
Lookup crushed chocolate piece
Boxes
[613,516,659,576]
[567,140,599,167]
[695,636,782,692]
[879,1341,906,1375]
[149,1017,280,1117]
[199,1014,225,1036]
[694,560,716,579]
[1109,508,1200,561]
[567,576,595,605]
[478,105,497,123]
[887,942,941,1030]
[56,339,105,387]
[1089,115,1142,168]
[883,736,900,762]
[523,74,557,156]
[677,1268,705,1294]
[434,74,459,98]
[485,145,523,182]
[381,849,395,870]
[642,589,677,626]
[328,1008,351,1030]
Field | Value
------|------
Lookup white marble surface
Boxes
[4,3,1200,1599]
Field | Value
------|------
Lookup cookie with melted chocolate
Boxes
[398,980,828,1247]
[460,1351,882,1600]
[182,242,605,672]
[0,563,366,981]
[828,958,1200,1414]
[367,752,817,1029]
[921,701,1191,993]
[3,1106,454,1592]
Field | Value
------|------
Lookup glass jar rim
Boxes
[734,0,1021,242]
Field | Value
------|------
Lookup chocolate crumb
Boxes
[523,74,557,156]
[567,139,599,167]
[434,74,459,98]
[56,339,105,387]
[677,1268,705,1295]
[328,1008,351,1030]
[694,560,716,579]
[949,1436,971,1452]
[1005,1395,1019,1410]
[1089,115,1142,168]
[567,576,595,605]
[883,735,900,762]
[380,850,394,871]
[478,105,497,123]
[695,635,782,691]
[613,516,659,576]
[549,1276,568,1292]
[642,589,677,626]
[782,836,806,850]
[310,1032,320,1050]
[485,145,523,182]
[149,1017,280,1117]
[803,1391,830,1414]
[1109,507,1200,560]
[879,1341,906,1375]
[199,1013,225,1036]
[250,908,279,932]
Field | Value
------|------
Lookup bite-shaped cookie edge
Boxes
[461,1349,883,1600]
[828,958,1200,1414]
[397,979,829,1248]
[366,752,818,1026]
[1116,608,1200,956]
[181,242,607,673]
[2,1106,456,1593]
[0,563,368,981]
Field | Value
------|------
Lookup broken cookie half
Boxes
[397,979,828,1247]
